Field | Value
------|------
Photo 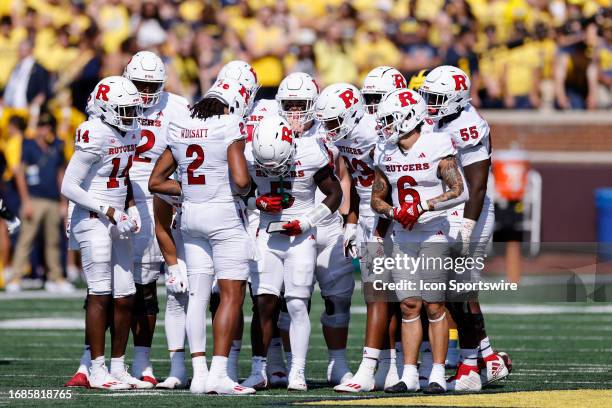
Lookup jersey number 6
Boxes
[397,175,420,205]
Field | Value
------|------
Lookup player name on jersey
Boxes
[180,128,208,139]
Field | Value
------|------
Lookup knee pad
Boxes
[278,310,291,332]
[86,262,112,296]
[133,282,159,316]
[320,296,352,328]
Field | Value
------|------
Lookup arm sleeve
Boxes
[60,149,106,214]
[433,159,469,211]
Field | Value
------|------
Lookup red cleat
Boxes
[478,352,509,385]
[142,375,158,386]
[64,372,90,388]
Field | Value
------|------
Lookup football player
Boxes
[61,76,151,389]
[277,72,355,386]
[149,78,255,395]
[419,65,510,391]
[371,89,468,394]
[211,60,265,383]
[316,70,405,393]
[123,50,191,386]
[245,115,342,391]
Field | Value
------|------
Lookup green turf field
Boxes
[1,283,611,407]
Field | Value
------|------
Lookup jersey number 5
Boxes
[134,129,155,163]
[397,175,420,204]
[186,144,206,185]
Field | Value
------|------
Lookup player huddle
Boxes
[60,51,511,395]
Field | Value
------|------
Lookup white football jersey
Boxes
[374,132,456,227]
[246,99,278,140]
[73,117,139,209]
[130,92,190,200]
[434,103,490,168]
[334,113,378,218]
[247,134,330,227]
[167,112,246,204]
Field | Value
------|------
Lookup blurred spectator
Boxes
[7,111,70,294]
[286,29,318,79]
[588,19,612,109]
[2,39,50,109]
[65,25,103,113]
[397,19,441,76]
[314,24,358,86]
[131,1,168,49]
[444,25,481,107]
[0,16,27,90]
[353,20,401,81]
[245,6,288,98]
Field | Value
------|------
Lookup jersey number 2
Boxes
[186,144,206,185]
[134,129,155,163]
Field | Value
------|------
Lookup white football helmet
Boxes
[419,65,471,120]
[252,115,295,177]
[276,72,319,126]
[123,51,166,108]
[204,78,250,118]
[217,60,260,108]
[93,76,142,132]
[314,83,364,142]
[85,90,101,118]
[361,66,407,114]
[376,88,427,145]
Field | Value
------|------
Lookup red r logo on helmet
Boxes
[96,84,110,101]
[339,89,358,109]
[398,91,417,107]
[239,85,249,103]
[452,75,468,91]
[393,74,406,89]
[281,126,293,143]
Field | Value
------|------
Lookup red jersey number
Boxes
[459,126,478,141]
[186,144,206,185]
[397,175,420,204]
[343,157,375,187]
[134,129,155,163]
[107,156,133,189]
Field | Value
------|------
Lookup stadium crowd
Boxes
[0,0,610,289]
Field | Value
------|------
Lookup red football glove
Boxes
[256,193,283,213]
[393,201,426,230]
[281,219,305,236]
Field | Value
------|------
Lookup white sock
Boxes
[360,347,380,375]
[165,291,188,350]
[252,356,267,374]
[292,357,306,374]
[192,356,208,378]
[329,348,348,367]
[461,348,479,367]
[133,346,152,375]
[285,352,292,370]
[479,336,493,358]
[285,298,311,369]
[91,356,105,376]
[429,363,446,388]
[402,364,418,382]
[378,349,391,366]
[267,337,283,367]
[78,345,91,374]
[210,356,228,378]
[389,349,397,366]
[110,355,125,375]
[169,351,186,379]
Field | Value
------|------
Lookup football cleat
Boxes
[90,368,131,390]
[385,373,420,393]
[111,369,154,389]
[190,374,207,394]
[447,363,482,391]
[423,381,446,394]
[498,351,513,373]
[269,370,289,388]
[206,375,256,395]
[156,376,187,389]
[141,374,157,386]
[64,372,90,388]
[327,360,353,386]
[333,371,375,393]
[479,352,509,385]
[287,368,307,391]
[241,370,268,390]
